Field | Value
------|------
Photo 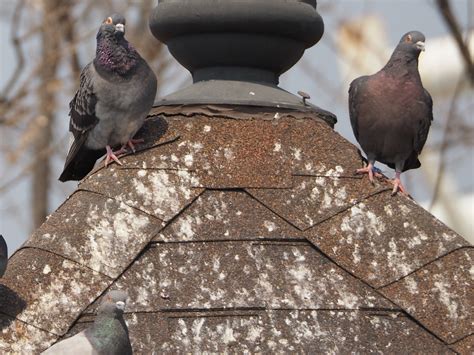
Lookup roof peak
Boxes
[150,0,324,109]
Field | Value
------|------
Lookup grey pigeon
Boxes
[0,235,7,277]
[349,31,432,195]
[59,14,157,182]
[42,290,132,354]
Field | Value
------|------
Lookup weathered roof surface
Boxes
[0,105,471,353]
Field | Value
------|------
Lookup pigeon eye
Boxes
[105,17,113,25]
[405,34,412,42]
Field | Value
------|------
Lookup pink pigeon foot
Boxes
[121,138,145,153]
[104,145,124,167]
[355,162,382,184]
[390,172,408,196]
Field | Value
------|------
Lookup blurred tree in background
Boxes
[0,0,472,250]
[0,0,185,231]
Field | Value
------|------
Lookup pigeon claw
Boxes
[390,176,408,196]
[355,166,374,183]
[104,145,124,167]
[123,138,144,154]
[354,164,382,184]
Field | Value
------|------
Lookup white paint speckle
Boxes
[405,277,419,295]
[352,245,361,264]
[223,148,234,160]
[184,154,194,167]
[384,205,393,216]
[222,321,237,344]
[433,278,460,320]
[336,289,359,308]
[78,201,151,275]
[177,215,195,240]
[42,265,51,275]
[292,148,302,161]
[171,154,179,162]
[263,220,277,232]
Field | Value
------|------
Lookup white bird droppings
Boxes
[42,265,51,275]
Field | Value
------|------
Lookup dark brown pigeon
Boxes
[349,30,433,195]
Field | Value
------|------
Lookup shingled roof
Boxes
[1,104,472,353]
[1,0,473,353]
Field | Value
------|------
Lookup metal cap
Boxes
[150,0,326,110]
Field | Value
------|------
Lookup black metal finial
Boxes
[150,0,325,109]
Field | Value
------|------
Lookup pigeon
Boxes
[348,31,433,195]
[42,290,132,354]
[59,14,157,182]
[0,235,7,277]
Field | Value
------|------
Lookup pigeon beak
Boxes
[415,41,425,51]
[115,23,125,33]
[116,301,126,310]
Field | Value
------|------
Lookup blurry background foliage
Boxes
[0,0,472,253]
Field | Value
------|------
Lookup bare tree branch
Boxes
[436,0,474,85]
[0,0,26,102]
[31,0,71,229]
[428,77,465,211]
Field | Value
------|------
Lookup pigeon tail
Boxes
[59,143,105,182]
[0,234,7,277]
[383,152,421,173]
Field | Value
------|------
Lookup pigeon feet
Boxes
[104,145,124,167]
[104,138,144,168]
[121,138,145,154]
[390,173,408,196]
[354,163,382,184]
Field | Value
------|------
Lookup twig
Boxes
[0,0,26,102]
[436,0,474,85]
[428,77,464,211]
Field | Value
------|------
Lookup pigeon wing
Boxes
[69,62,99,136]
[414,88,433,155]
[395,89,433,172]
[348,76,369,142]
[41,330,96,355]
[59,63,104,182]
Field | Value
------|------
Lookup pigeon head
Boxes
[86,289,132,354]
[397,31,426,55]
[98,290,128,316]
[99,14,127,38]
[94,14,139,76]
